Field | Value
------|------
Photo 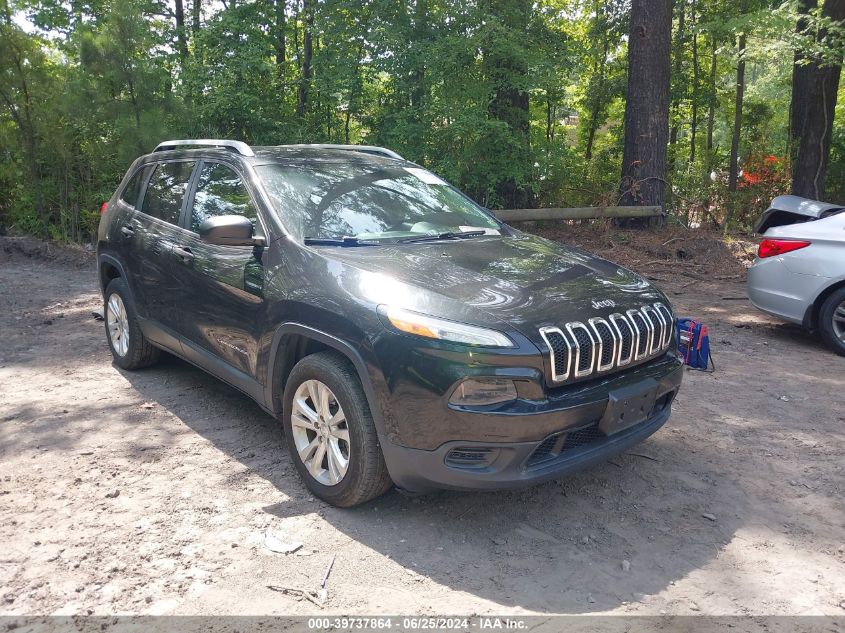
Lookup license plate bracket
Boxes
[598,379,660,435]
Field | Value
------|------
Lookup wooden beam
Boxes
[493,206,662,222]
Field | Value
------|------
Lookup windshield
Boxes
[255,162,501,242]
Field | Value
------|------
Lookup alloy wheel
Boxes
[290,379,351,486]
[107,293,129,357]
[833,300,845,342]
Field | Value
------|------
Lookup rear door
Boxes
[105,163,150,265]
[126,159,197,344]
[171,159,267,382]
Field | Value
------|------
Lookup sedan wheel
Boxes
[106,293,130,357]
[290,379,351,486]
[819,287,845,356]
[832,301,845,343]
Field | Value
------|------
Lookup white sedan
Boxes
[747,195,845,355]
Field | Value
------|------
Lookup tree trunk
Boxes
[481,0,532,208]
[345,45,363,144]
[126,72,143,135]
[584,105,600,160]
[690,0,699,164]
[706,35,716,152]
[192,0,200,34]
[174,0,189,61]
[585,0,609,161]
[728,33,746,194]
[792,0,845,199]
[275,0,286,71]
[725,32,746,231]
[296,0,313,119]
[789,0,816,152]
[410,0,428,111]
[584,59,606,160]
[293,5,300,67]
[669,0,685,154]
[618,0,673,217]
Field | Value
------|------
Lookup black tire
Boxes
[819,287,845,356]
[103,277,161,370]
[282,351,392,507]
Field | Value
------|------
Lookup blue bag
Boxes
[676,317,714,371]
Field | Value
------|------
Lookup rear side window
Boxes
[119,167,146,207]
[190,162,257,233]
[141,161,196,225]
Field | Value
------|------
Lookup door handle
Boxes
[121,226,135,237]
[174,246,194,262]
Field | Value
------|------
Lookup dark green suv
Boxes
[97,139,683,507]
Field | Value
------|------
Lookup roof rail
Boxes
[153,139,255,157]
[287,144,404,160]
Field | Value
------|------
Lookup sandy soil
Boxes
[0,230,843,617]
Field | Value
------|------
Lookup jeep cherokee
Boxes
[97,139,683,507]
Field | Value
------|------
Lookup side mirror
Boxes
[198,215,264,247]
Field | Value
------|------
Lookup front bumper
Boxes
[379,356,683,493]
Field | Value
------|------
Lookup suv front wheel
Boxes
[282,352,392,507]
[103,278,161,370]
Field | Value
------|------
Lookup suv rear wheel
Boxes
[104,278,161,369]
[282,351,392,507]
[819,287,845,356]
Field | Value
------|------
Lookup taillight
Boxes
[100,202,108,215]
[758,239,811,259]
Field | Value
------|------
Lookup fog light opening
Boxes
[445,447,500,470]
[449,378,517,406]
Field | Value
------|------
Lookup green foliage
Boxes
[0,0,843,241]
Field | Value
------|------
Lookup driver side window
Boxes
[191,162,258,233]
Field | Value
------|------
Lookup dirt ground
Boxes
[1,228,843,618]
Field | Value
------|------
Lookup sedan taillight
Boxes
[758,238,811,259]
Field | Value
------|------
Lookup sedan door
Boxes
[171,160,268,386]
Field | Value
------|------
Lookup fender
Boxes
[265,322,419,491]
[97,253,133,300]
[265,322,386,432]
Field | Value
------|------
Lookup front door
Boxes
[172,160,267,382]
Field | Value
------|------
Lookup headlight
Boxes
[380,306,514,347]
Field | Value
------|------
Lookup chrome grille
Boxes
[589,317,616,371]
[566,322,595,377]
[627,309,652,359]
[609,313,635,366]
[539,302,674,382]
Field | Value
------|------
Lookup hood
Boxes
[316,233,667,347]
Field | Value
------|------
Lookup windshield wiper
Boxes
[398,230,488,244]
[304,236,381,247]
